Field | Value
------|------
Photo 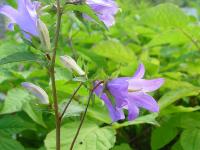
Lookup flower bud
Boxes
[38,19,51,51]
[21,82,49,104]
[60,55,85,76]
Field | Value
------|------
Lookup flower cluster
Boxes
[94,64,164,122]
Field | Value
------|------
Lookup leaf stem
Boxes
[49,0,62,150]
[60,82,84,120]
[69,81,104,150]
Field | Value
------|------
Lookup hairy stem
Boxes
[49,0,62,150]
[60,82,84,120]
[70,81,104,150]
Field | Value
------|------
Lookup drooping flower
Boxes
[60,55,85,76]
[21,82,49,104]
[94,64,164,122]
[0,0,40,39]
[85,0,119,27]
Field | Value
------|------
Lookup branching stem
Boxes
[70,81,104,150]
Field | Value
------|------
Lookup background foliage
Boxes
[0,0,200,149]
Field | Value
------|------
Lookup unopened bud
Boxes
[38,19,51,51]
[60,55,85,76]
[21,82,49,104]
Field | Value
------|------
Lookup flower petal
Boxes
[133,64,145,79]
[0,5,18,23]
[126,101,139,121]
[94,82,125,122]
[128,92,159,112]
[107,78,129,107]
[21,82,49,104]
[128,78,164,92]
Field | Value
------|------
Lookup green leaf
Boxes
[113,113,159,129]
[0,89,32,114]
[0,136,25,150]
[0,52,42,65]
[23,102,46,127]
[64,4,105,27]
[0,114,35,135]
[45,121,116,150]
[158,87,200,110]
[151,124,178,150]
[160,105,200,116]
[180,129,200,150]
[140,3,189,28]
[92,39,137,64]
[112,143,132,150]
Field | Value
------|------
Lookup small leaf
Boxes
[113,113,159,129]
[0,52,42,65]
[23,102,46,127]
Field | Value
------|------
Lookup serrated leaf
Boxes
[0,52,41,65]
[45,121,116,150]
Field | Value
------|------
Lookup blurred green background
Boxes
[0,0,200,150]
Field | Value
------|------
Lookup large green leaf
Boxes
[45,121,116,150]
[92,39,137,64]
[140,3,189,28]
[0,136,25,150]
[151,124,178,150]
[0,52,42,65]
[180,129,200,150]
[0,114,35,135]
[0,89,32,114]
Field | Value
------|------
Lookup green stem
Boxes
[70,81,104,150]
[60,82,84,120]
[49,0,62,150]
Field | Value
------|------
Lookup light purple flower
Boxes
[0,0,40,39]
[94,64,164,122]
[86,0,119,27]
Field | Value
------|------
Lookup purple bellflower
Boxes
[94,64,164,122]
[86,0,119,27]
[0,0,40,39]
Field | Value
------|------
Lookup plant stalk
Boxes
[49,0,62,150]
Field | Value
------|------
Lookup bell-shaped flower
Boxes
[60,55,85,76]
[0,0,40,39]
[85,0,119,27]
[94,64,164,122]
[21,82,49,104]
